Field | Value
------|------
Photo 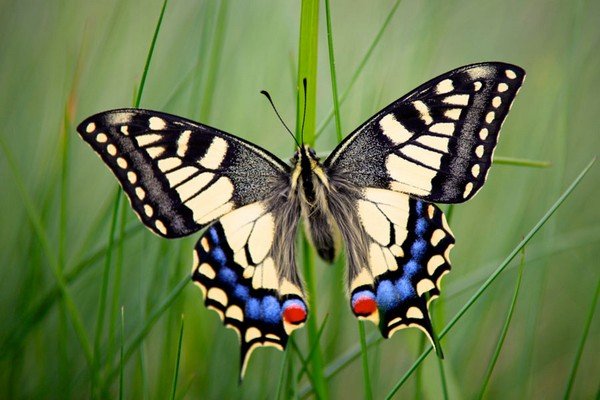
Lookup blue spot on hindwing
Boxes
[376,280,399,311]
[208,227,219,244]
[245,298,260,320]
[403,260,420,277]
[261,296,281,324]
[211,247,227,266]
[234,284,249,301]
[415,200,423,215]
[410,239,427,261]
[396,277,416,300]
[415,218,428,236]
[218,267,236,286]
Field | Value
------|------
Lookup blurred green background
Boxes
[0,0,598,398]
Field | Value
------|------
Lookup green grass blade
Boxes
[324,0,342,142]
[298,332,381,398]
[276,338,292,400]
[198,1,228,121]
[384,158,595,399]
[296,0,329,398]
[135,0,169,108]
[316,0,403,139]
[102,276,189,386]
[108,201,129,361]
[493,156,551,168]
[477,248,526,399]
[562,275,600,399]
[296,315,329,383]
[0,136,94,367]
[119,307,125,400]
[92,189,121,393]
[357,321,373,400]
[170,315,185,400]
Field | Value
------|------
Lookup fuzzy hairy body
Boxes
[272,145,370,288]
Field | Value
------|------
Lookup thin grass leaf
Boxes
[295,315,329,383]
[563,275,600,399]
[296,0,328,398]
[92,189,121,394]
[0,136,94,366]
[102,276,189,386]
[415,334,426,399]
[477,248,526,399]
[108,200,129,360]
[198,1,228,121]
[119,307,125,400]
[324,0,342,142]
[316,0,403,139]
[494,156,551,168]
[0,223,144,360]
[384,158,596,399]
[358,321,373,400]
[135,0,169,108]
[298,332,381,398]
[276,337,292,400]
[170,315,185,400]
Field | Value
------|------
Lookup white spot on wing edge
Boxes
[435,79,454,94]
[199,262,216,279]
[96,133,108,143]
[144,204,154,217]
[463,182,474,198]
[135,187,145,200]
[505,69,517,79]
[127,171,138,184]
[498,83,509,92]
[107,144,117,156]
[155,220,167,235]
[406,306,424,319]
[149,116,166,130]
[86,122,96,133]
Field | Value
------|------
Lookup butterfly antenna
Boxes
[301,78,307,145]
[260,90,300,148]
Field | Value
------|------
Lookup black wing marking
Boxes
[325,62,525,203]
[192,202,307,379]
[77,109,289,238]
[347,188,454,344]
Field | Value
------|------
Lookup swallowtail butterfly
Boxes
[77,62,525,377]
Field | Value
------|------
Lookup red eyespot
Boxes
[283,304,307,324]
[352,297,377,316]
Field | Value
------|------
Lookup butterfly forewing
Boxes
[77,109,289,238]
[325,62,525,203]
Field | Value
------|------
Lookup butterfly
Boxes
[77,62,525,378]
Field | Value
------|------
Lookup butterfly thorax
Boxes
[290,145,340,262]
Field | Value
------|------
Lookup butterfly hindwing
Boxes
[347,188,454,344]
[77,109,289,238]
[325,62,525,203]
[192,201,307,378]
